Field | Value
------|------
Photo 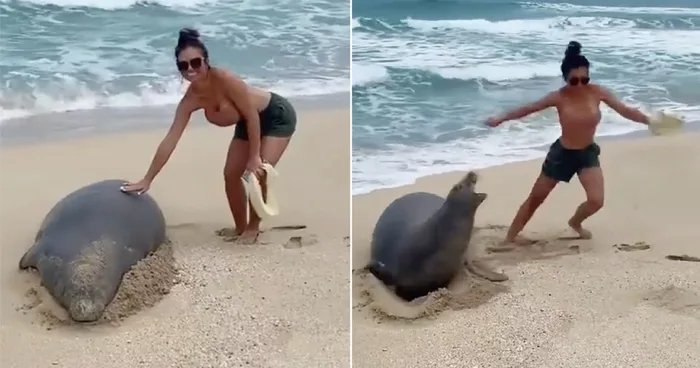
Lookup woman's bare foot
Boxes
[237,228,260,244]
[235,217,262,244]
[568,219,592,239]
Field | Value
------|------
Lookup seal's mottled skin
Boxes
[19,179,166,322]
[368,171,507,301]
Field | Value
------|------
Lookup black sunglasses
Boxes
[177,57,204,72]
[568,76,590,86]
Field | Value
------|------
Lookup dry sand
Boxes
[0,107,350,368]
[352,132,700,368]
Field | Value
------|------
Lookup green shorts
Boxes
[234,92,297,140]
[541,138,601,182]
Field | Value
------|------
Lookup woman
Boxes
[121,28,297,244]
[485,41,649,245]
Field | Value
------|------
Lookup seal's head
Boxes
[63,252,117,322]
[446,171,487,212]
[69,298,106,322]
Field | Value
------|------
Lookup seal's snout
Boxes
[69,299,105,322]
[465,171,478,185]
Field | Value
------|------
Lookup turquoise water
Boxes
[352,0,700,194]
[0,0,350,122]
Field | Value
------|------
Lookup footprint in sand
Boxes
[282,235,318,249]
[215,227,237,238]
[665,254,700,262]
[640,286,700,316]
[16,288,41,313]
[613,241,651,252]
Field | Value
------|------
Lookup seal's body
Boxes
[19,179,166,322]
[368,172,506,301]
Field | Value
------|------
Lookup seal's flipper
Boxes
[19,245,39,270]
[465,259,508,282]
[472,192,488,207]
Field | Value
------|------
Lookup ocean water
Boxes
[352,0,700,195]
[0,0,350,122]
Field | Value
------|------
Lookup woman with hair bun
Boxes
[486,41,650,245]
[122,28,297,243]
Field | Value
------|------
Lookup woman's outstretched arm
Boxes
[486,91,559,127]
[596,85,649,124]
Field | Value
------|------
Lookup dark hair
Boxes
[175,28,209,61]
[560,41,589,79]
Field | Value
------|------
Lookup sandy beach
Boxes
[352,131,700,368]
[0,105,350,367]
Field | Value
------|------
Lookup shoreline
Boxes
[0,91,349,147]
[352,120,700,197]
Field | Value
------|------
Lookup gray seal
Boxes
[368,171,507,301]
[18,179,167,322]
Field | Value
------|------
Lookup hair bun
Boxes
[178,28,200,43]
[565,41,582,58]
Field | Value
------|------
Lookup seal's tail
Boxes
[18,244,38,270]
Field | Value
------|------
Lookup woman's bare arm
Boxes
[142,95,194,182]
[217,69,261,160]
[597,85,649,124]
[496,91,559,123]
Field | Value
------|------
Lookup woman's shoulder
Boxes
[588,83,612,100]
[543,88,564,104]
[580,82,610,94]
[179,85,204,111]
[210,66,241,83]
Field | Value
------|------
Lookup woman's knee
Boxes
[527,180,556,208]
[223,163,245,185]
[587,194,604,211]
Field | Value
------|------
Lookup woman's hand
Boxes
[120,178,151,195]
[246,155,265,179]
[485,116,503,127]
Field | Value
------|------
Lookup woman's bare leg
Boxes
[221,138,249,238]
[238,136,292,242]
[568,167,604,239]
[503,173,558,245]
